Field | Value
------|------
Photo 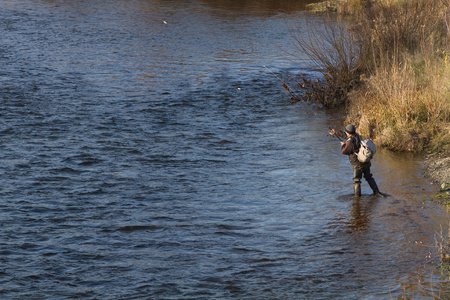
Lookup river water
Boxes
[0,0,449,299]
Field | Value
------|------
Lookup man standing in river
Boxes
[330,125,381,197]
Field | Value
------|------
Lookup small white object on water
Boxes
[238,88,241,90]
[163,21,168,24]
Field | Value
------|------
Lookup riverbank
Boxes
[300,0,450,189]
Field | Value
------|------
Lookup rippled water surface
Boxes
[0,0,449,299]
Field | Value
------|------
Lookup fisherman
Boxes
[329,125,380,197]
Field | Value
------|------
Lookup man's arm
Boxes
[329,128,346,139]
[341,138,354,155]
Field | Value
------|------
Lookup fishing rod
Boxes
[263,65,299,100]
[328,127,344,142]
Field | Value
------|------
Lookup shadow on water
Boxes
[197,0,322,13]
[338,195,377,233]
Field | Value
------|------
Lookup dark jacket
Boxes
[337,132,368,167]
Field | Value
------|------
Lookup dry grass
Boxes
[354,0,448,72]
[436,224,450,279]
[346,56,450,151]
[299,0,450,152]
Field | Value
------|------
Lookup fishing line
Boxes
[263,65,299,100]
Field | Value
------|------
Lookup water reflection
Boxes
[373,149,433,198]
[28,0,319,93]
[348,196,382,233]
[198,0,320,13]
[38,0,320,14]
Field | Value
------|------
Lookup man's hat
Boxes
[345,124,356,134]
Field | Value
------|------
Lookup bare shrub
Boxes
[297,0,450,152]
[297,0,448,106]
[292,19,362,107]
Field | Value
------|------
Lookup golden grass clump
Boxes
[346,56,450,152]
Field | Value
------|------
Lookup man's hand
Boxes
[329,128,337,135]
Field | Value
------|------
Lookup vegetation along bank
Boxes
[294,0,450,188]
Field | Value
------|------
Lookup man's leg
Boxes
[363,168,380,195]
[353,167,362,197]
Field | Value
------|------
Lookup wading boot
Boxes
[367,177,380,195]
[353,183,361,197]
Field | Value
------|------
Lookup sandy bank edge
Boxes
[424,151,450,189]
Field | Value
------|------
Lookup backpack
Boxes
[356,137,376,163]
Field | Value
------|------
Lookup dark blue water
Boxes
[0,0,448,299]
